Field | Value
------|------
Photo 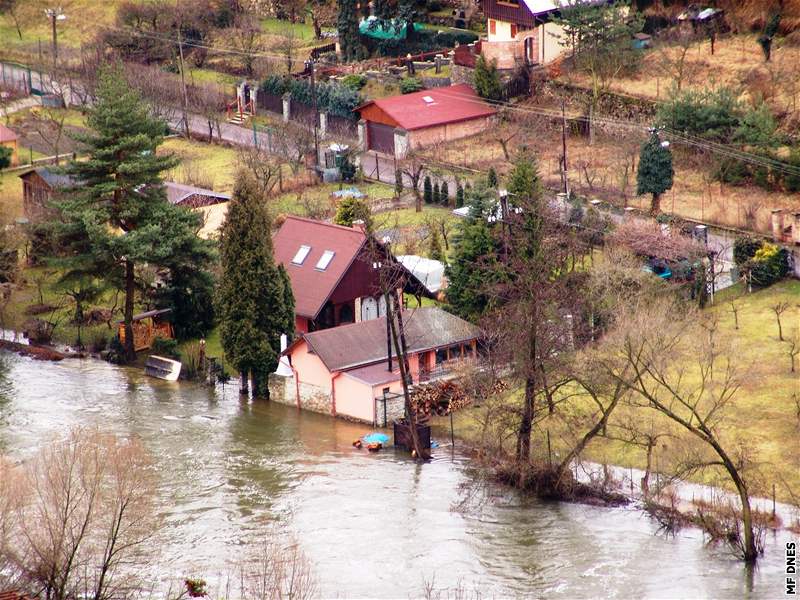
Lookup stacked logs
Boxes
[409,379,507,417]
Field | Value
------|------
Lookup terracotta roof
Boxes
[0,591,34,600]
[0,124,18,143]
[298,307,481,372]
[355,84,497,131]
[273,216,368,319]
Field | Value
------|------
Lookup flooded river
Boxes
[0,352,793,598]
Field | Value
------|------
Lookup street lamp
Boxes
[44,7,66,70]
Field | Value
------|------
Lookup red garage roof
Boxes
[0,124,18,143]
[273,216,368,319]
[355,84,497,131]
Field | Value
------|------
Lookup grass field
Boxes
[438,279,800,504]
[161,137,239,194]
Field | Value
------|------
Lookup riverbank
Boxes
[0,351,792,598]
[433,279,800,506]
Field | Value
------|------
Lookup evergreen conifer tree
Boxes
[474,55,503,101]
[338,0,363,62]
[423,175,433,204]
[394,169,404,198]
[440,181,449,205]
[334,196,372,229]
[429,226,445,264]
[455,183,464,208]
[486,167,498,188]
[217,172,295,398]
[60,66,213,361]
[433,181,440,205]
[637,131,674,216]
[444,183,498,321]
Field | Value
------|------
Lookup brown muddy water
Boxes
[0,353,793,598]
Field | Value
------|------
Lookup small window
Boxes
[488,19,496,35]
[435,347,448,364]
[510,23,517,38]
[292,245,311,265]
[315,250,335,270]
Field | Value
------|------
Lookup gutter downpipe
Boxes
[291,366,301,409]
[330,371,342,416]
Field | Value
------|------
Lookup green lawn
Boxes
[161,138,240,194]
[0,170,24,222]
[436,279,800,504]
[271,181,395,217]
[187,68,238,88]
[260,17,334,43]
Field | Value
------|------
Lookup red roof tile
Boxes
[0,124,18,143]
[355,84,497,131]
[273,216,367,319]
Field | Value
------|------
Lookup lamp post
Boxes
[44,7,66,71]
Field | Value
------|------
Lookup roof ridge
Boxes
[282,215,367,235]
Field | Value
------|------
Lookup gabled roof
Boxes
[355,84,497,131]
[522,0,606,16]
[273,216,369,319]
[19,167,76,189]
[293,307,481,372]
[0,123,18,143]
[164,181,230,205]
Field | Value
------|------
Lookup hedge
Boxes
[259,76,362,120]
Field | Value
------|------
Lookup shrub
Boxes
[334,196,372,228]
[151,336,181,360]
[440,181,449,205]
[433,181,440,204]
[657,87,743,142]
[474,55,503,101]
[400,77,423,94]
[341,74,367,90]
[340,156,356,182]
[455,184,464,208]
[395,169,404,197]
[423,176,433,203]
[785,150,800,193]
[735,236,789,287]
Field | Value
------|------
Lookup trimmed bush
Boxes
[400,77,423,94]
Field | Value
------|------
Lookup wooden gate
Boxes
[367,121,395,155]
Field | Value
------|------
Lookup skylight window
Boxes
[315,250,335,271]
[422,96,435,104]
[292,245,311,265]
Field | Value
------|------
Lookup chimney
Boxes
[352,219,366,233]
[771,209,784,241]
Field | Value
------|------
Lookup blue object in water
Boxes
[430,440,440,449]
[362,432,390,444]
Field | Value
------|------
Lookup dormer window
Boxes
[315,250,335,270]
[292,245,311,265]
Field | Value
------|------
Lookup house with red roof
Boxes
[0,124,18,167]
[355,84,497,158]
[273,216,430,334]
[276,307,481,423]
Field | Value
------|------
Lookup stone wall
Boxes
[373,394,405,428]
[269,374,334,415]
[532,80,658,124]
[450,64,474,86]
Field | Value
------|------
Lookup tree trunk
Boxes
[240,371,249,396]
[711,438,758,562]
[516,376,534,464]
[123,259,135,361]
[650,192,661,216]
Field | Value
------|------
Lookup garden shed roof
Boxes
[355,84,496,131]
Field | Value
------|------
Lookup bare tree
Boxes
[237,144,285,197]
[599,298,761,562]
[0,427,159,599]
[240,532,317,600]
[788,327,800,373]
[230,14,265,77]
[398,152,426,213]
[771,301,789,341]
[728,297,741,330]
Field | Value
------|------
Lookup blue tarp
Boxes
[362,432,390,444]
[331,186,365,199]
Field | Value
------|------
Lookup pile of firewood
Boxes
[410,379,507,416]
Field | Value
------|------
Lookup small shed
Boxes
[118,308,174,352]
[355,84,497,158]
[0,124,19,166]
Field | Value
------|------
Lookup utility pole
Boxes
[308,59,320,171]
[176,14,190,138]
[561,98,570,197]
[44,7,65,96]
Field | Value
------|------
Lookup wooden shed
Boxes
[118,308,174,352]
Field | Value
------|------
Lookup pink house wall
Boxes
[289,340,332,391]
[334,374,377,422]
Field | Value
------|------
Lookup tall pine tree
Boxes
[217,172,294,399]
[60,65,213,361]
[338,0,363,62]
[444,182,498,321]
